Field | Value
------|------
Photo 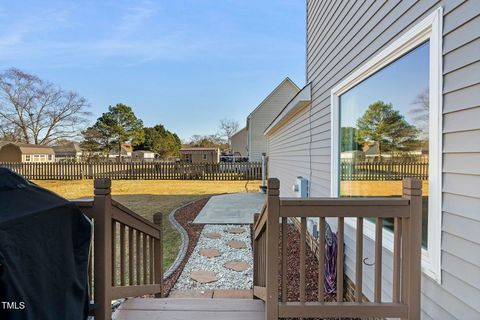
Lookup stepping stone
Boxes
[224,227,246,234]
[227,240,247,249]
[205,232,221,239]
[199,248,221,258]
[190,270,218,283]
[224,260,250,272]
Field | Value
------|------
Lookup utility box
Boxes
[293,176,309,198]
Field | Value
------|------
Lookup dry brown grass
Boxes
[341,180,429,196]
[34,179,261,269]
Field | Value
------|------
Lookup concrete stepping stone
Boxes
[199,248,221,258]
[224,227,246,234]
[227,240,247,249]
[190,270,218,283]
[224,260,250,272]
[205,232,221,239]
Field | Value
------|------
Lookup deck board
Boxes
[113,298,265,320]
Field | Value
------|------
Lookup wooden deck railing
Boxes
[253,178,422,319]
[73,178,163,320]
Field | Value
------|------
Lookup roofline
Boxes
[264,83,312,136]
[247,77,300,119]
[231,127,247,138]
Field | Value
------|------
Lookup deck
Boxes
[113,298,265,320]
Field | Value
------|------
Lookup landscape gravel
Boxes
[173,224,253,290]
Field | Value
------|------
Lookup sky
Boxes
[340,41,430,131]
[0,0,306,141]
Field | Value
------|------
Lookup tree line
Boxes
[0,68,241,160]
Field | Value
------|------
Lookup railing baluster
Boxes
[355,217,363,302]
[375,217,383,302]
[143,233,147,284]
[300,217,306,302]
[282,217,287,302]
[136,230,141,285]
[337,217,344,302]
[128,227,134,285]
[120,223,126,286]
[150,236,154,284]
[318,217,325,301]
[111,220,116,286]
[393,217,402,302]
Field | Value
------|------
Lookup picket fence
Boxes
[0,161,263,180]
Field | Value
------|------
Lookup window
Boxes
[330,8,442,282]
[25,155,31,162]
[48,155,53,161]
[203,154,208,161]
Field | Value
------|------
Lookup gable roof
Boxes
[2,142,55,155]
[52,142,82,153]
[231,127,247,138]
[247,77,300,120]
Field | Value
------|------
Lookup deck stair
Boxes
[113,298,265,320]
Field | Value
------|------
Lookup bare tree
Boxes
[218,118,239,145]
[0,68,91,145]
[410,89,429,136]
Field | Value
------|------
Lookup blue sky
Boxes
[340,42,430,131]
[0,0,306,141]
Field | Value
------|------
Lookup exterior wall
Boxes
[267,1,480,318]
[231,127,248,157]
[248,80,299,162]
[0,144,22,162]
[180,151,219,163]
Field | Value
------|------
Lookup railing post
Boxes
[266,178,280,320]
[402,178,422,320]
[93,178,113,320]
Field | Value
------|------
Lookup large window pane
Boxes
[339,42,430,248]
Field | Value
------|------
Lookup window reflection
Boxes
[339,42,430,248]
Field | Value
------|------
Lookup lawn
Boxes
[34,179,261,270]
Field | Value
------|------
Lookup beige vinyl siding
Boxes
[267,0,480,318]
[248,80,299,162]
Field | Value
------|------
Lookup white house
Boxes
[265,2,480,319]
[246,77,299,162]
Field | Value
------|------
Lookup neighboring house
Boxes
[53,142,83,161]
[265,2,480,319]
[180,147,220,163]
[246,77,299,162]
[230,127,248,157]
[0,143,55,162]
[109,144,133,159]
[132,150,155,162]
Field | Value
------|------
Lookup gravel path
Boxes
[173,224,253,290]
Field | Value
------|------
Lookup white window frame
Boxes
[330,7,443,283]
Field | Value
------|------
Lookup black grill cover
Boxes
[0,168,91,320]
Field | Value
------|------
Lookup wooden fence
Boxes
[253,178,422,319]
[0,161,263,180]
[73,179,163,320]
[340,161,428,181]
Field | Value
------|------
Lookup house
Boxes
[230,127,248,157]
[246,77,299,162]
[132,150,155,162]
[53,142,83,161]
[180,147,220,163]
[109,144,133,160]
[265,2,480,319]
[0,142,55,162]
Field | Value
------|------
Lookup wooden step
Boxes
[113,298,265,320]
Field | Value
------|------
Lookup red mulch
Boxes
[162,198,209,296]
